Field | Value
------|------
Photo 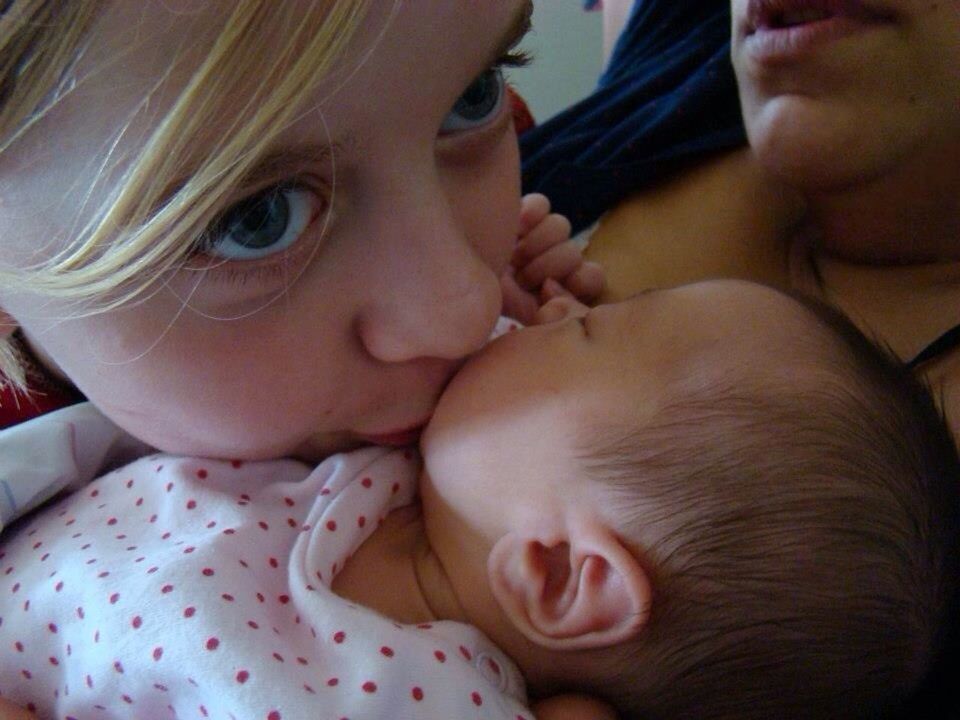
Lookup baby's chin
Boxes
[292,432,365,464]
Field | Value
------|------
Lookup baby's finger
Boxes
[534,293,590,325]
[515,240,583,291]
[513,213,573,268]
[562,261,605,303]
[518,193,551,236]
[501,270,540,326]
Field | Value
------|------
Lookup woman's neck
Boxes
[806,139,960,264]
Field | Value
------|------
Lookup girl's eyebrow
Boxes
[233,141,350,188]
[157,139,351,215]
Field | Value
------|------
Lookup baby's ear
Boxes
[487,522,651,651]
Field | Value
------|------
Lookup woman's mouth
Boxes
[742,0,896,62]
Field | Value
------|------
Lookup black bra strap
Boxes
[907,323,960,369]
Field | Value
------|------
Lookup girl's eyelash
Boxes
[496,50,533,70]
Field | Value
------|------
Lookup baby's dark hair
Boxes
[573,292,960,720]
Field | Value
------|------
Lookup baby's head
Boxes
[420,279,960,719]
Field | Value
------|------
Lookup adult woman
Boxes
[556,0,960,438]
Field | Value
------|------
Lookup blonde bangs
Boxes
[2,0,370,309]
[0,0,371,387]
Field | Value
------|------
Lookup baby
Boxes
[1,280,957,720]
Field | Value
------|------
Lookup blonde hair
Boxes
[0,0,371,390]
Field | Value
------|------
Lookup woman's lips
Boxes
[742,0,895,62]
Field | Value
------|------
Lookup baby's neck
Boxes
[330,502,466,625]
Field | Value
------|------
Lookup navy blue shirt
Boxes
[520,0,745,234]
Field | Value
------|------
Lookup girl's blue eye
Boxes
[440,68,506,133]
[201,186,316,260]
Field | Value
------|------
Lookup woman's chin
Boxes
[744,98,898,193]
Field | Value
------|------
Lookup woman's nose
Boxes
[356,195,504,364]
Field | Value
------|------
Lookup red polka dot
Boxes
[184,606,196,618]
[326,520,337,532]
[14,641,23,652]
[258,521,269,531]
[196,469,208,479]
[391,482,400,494]
[152,646,163,661]
[267,712,281,720]
[131,616,142,629]
[202,568,215,577]
[161,584,174,594]
[327,677,339,687]
[247,620,259,629]
[434,650,446,662]
[107,517,117,526]
[272,652,284,663]
[113,660,124,674]
[333,631,346,643]
[411,687,424,701]
[186,500,197,510]
[205,637,219,651]
[362,681,377,693]
[284,497,295,507]
[361,477,372,488]
[47,623,58,634]
[277,594,290,604]
[231,460,244,468]
[109,592,120,604]
[236,670,249,684]
[471,691,483,706]
[357,516,366,528]
[269,557,279,568]
[459,645,472,660]
[380,646,394,658]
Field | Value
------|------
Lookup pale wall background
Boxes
[508,3,604,123]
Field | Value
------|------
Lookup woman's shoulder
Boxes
[584,148,804,300]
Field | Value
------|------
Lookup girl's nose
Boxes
[356,194,503,364]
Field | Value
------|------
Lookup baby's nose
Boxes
[534,294,590,325]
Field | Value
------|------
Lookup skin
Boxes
[0,0,529,462]
[585,0,960,437]
[335,279,835,695]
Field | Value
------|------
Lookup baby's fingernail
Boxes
[543,278,565,296]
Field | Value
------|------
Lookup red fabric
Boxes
[507,85,535,136]
[0,377,83,430]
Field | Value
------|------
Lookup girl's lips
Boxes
[357,424,426,447]
[742,0,895,62]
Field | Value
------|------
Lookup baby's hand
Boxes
[501,193,604,325]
